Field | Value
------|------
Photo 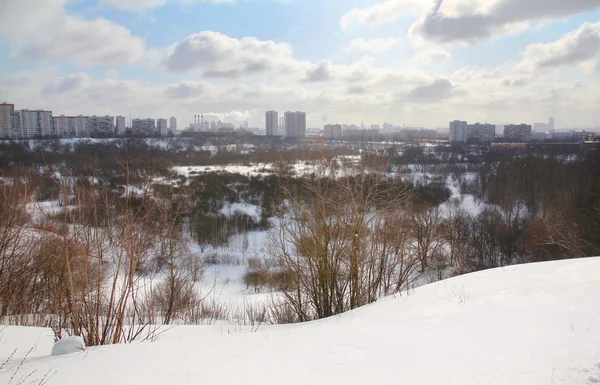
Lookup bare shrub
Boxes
[31,236,106,317]
[243,270,269,293]
[243,301,268,330]
[0,177,36,317]
[271,163,417,321]
[152,277,196,323]
[268,299,302,325]
[203,251,242,266]
[243,257,296,293]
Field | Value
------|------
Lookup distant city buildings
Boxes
[17,109,53,138]
[0,102,175,139]
[170,117,177,133]
[54,115,89,137]
[452,119,533,143]
[17,110,39,138]
[449,120,468,143]
[284,111,306,138]
[383,123,394,133]
[89,115,114,136]
[468,123,496,144]
[190,115,234,132]
[504,124,532,142]
[132,118,156,136]
[157,118,168,136]
[266,110,278,137]
[324,124,342,140]
[533,117,555,133]
[0,103,19,138]
[116,116,126,135]
[52,115,89,137]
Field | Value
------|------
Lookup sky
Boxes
[0,0,599,130]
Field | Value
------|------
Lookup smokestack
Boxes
[194,114,197,124]
[202,114,204,124]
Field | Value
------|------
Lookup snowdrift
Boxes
[1,258,599,384]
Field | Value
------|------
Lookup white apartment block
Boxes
[53,115,89,137]
[0,103,19,138]
[169,117,177,132]
[284,111,306,138]
[17,110,53,138]
[504,124,532,143]
[266,110,278,136]
[116,116,127,135]
[157,118,168,136]
[38,110,53,137]
[449,120,468,143]
[132,118,156,136]
[88,116,114,135]
[53,116,70,137]
[72,116,89,137]
[468,123,496,144]
[324,124,342,140]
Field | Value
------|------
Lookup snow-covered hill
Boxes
[1,258,599,385]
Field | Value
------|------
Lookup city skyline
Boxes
[0,101,178,138]
[0,0,599,129]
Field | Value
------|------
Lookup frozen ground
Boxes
[1,257,599,385]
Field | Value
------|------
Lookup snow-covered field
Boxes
[1,258,599,384]
[172,162,327,178]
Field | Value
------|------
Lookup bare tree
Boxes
[407,204,444,274]
[271,164,414,321]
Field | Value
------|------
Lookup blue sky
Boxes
[1,0,599,129]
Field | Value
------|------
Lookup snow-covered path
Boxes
[1,258,599,384]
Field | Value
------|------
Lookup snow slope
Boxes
[1,258,599,384]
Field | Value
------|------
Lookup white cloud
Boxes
[0,0,145,66]
[339,0,600,44]
[518,22,600,74]
[411,0,600,44]
[304,60,333,82]
[344,38,401,54]
[163,82,210,99]
[42,73,92,95]
[164,31,310,78]
[410,47,452,65]
[403,77,458,102]
[339,0,428,30]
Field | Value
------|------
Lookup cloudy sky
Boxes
[0,0,599,130]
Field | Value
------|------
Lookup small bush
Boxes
[152,276,196,323]
[243,258,296,292]
[203,251,242,266]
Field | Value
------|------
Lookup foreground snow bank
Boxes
[51,336,85,356]
[1,258,599,384]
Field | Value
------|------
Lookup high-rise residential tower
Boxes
[169,117,177,132]
[284,111,306,138]
[504,124,532,142]
[157,118,168,136]
[449,120,468,143]
[0,103,19,138]
[116,116,127,134]
[266,110,278,136]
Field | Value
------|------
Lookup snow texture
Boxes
[51,336,85,356]
[1,258,599,384]
[220,202,262,223]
